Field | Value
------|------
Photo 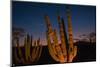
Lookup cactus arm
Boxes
[53,30,66,63]
[31,40,40,62]
[73,46,77,58]
[31,46,36,61]
[47,32,60,62]
[68,46,77,62]
[31,43,38,61]
[16,38,25,63]
[24,36,28,61]
[38,46,42,59]
[48,43,60,62]
[14,48,21,63]
[35,46,43,62]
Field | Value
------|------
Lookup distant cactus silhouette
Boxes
[13,30,42,64]
[12,27,25,63]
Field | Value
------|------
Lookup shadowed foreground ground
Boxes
[12,41,96,66]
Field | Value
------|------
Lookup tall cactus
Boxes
[44,6,77,63]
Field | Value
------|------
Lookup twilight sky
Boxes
[12,1,96,45]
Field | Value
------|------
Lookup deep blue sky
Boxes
[12,1,96,45]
